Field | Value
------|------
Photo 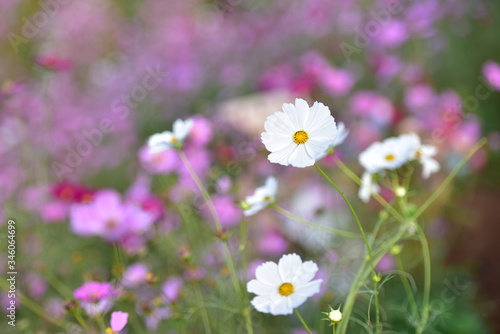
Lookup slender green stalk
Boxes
[194,282,213,334]
[178,149,242,298]
[412,138,487,221]
[314,164,380,331]
[239,217,254,333]
[295,308,312,334]
[178,150,222,232]
[333,157,405,223]
[416,225,431,334]
[274,205,361,238]
[395,254,418,317]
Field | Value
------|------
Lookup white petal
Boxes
[250,295,272,314]
[292,261,319,286]
[278,253,303,282]
[294,98,310,127]
[268,143,298,166]
[305,101,331,131]
[247,279,275,295]
[255,261,282,286]
[264,112,295,135]
[293,279,322,298]
[308,116,337,142]
[287,144,315,168]
[281,103,300,130]
[287,293,308,309]
[269,296,293,315]
[421,158,440,178]
[262,132,294,152]
[304,139,330,160]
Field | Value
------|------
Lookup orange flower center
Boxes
[278,282,295,296]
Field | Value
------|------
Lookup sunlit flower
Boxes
[242,177,277,216]
[359,133,420,174]
[358,172,380,203]
[247,253,322,315]
[147,118,194,153]
[262,98,339,168]
[106,311,128,334]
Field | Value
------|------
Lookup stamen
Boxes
[293,130,309,144]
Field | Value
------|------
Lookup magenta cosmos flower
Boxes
[70,190,154,242]
[73,281,118,316]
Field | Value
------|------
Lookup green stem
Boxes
[412,138,487,221]
[194,282,213,334]
[295,308,312,334]
[395,254,418,318]
[178,150,222,232]
[274,205,361,238]
[416,225,431,334]
[333,157,405,223]
[178,149,242,298]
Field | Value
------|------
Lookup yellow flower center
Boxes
[263,196,271,202]
[385,154,395,161]
[293,130,309,144]
[105,328,115,334]
[278,282,295,296]
[171,137,178,143]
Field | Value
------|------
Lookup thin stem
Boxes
[295,308,312,334]
[194,282,213,334]
[416,225,431,334]
[178,150,222,232]
[240,217,254,334]
[314,163,378,273]
[333,157,405,223]
[274,205,361,238]
[412,138,487,221]
[395,254,418,318]
[178,149,242,298]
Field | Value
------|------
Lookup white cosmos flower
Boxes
[358,172,380,203]
[147,118,194,153]
[242,177,277,216]
[408,135,440,178]
[359,133,420,174]
[261,98,338,168]
[247,253,322,315]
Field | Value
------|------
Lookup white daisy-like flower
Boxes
[242,177,277,216]
[147,118,194,153]
[408,135,440,178]
[247,253,322,315]
[358,172,380,203]
[261,98,338,168]
[359,133,420,174]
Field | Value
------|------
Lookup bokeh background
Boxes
[1,0,500,333]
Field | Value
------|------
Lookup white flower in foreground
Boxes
[262,98,338,168]
[147,118,194,153]
[247,253,322,315]
[409,136,440,178]
[359,133,420,174]
[242,177,277,216]
[358,172,380,203]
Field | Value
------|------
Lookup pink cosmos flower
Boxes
[73,281,118,316]
[483,61,500,91]
[110,311,128,332]
[202,195,242,228]
[162,276,184,303]
[122,263,149,288]
[70,190,154,242]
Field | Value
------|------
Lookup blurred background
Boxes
[1,0,500,333]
